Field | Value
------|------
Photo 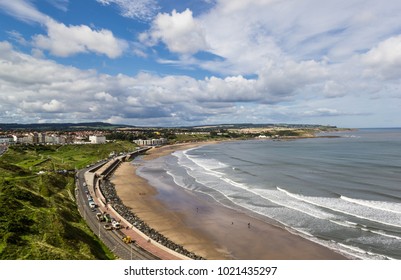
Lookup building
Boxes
[0,136,14,144]
[45,134,68,144]
[133,138,167,146]
[89,135,106,144]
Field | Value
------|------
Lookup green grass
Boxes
[170,133,231,143]
[0,141,137,259]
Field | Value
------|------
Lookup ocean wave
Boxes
[329,220,401,240]
[181,156,339,222]
[335,243,387,259]
[183,150,229,170]
[168,144,401,259]
[330,219,357,229]
[277,187,401,229]
[175,151,381,226]
[173,150,230,176]
[176,150,343,222]
[341,195,401,214]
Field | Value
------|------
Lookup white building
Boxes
[45,135,66,144]
[133,138,167,146]
[14,134,31,144]
[0,136,14,144]
[89,135,106,144]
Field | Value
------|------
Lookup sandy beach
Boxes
[111,141,348,260]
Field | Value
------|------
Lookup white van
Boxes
[112,220,121,229]
[89,201,96,211]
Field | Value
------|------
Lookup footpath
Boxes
[83,154,190,260]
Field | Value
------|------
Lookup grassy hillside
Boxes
[0,141,137,259]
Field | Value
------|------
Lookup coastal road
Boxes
[75,164,158,260]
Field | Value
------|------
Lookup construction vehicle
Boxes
[122,235,133,244]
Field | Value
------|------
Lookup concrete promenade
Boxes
[83,150,190,260]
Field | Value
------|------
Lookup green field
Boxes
[0,141,138,259]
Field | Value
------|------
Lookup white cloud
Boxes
[96,0,159,21]
[139,0,401,80]
[361,35,401,80]
[255,59,328,101]
[0,0,128,58]
[47,0,69,12]
[302,108,342,117]
[42,99,64,112]
[2,0,401,127]
[4,40,400,127]
[32,19,128,58]
[200,75,257,102]
[6,30,29,46]
[1,41,313,125]
[0,0,48,23]
[322,80,347,98]
[140,9,209,55]
[95,91,118,103]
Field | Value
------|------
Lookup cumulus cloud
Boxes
[140,9,209,55]
[138,0,401,80]
[255,59,328,102]
[361,35,401,80]
[96,0,159,21]
[2,0,401,127]
[1,39,400,128]
[94,91,119,103]
[0,0,128,58]
[0,41,329,125]
[0,42,99,119]
[42,99,64,112]
[199,75,257,102]
[32,19,128,58]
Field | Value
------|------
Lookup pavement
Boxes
[77,156,189,260]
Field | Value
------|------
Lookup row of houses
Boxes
[133,138,167,146]
[0,133,167,147]
[0,133,106,145]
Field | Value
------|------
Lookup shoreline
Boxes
[111,140,349,260]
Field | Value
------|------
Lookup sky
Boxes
[0,0,401,128]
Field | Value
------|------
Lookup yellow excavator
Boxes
[122,235,132,244]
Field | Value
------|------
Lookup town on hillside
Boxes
[0,122,341,148]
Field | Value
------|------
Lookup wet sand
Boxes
[111,142,348,260]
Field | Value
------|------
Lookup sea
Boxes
[137,128,401,260]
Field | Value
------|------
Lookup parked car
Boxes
[103,224,112,230]
[112,220,121,229]
[96,213,105,222]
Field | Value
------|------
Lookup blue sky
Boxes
[1,0,401,128]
